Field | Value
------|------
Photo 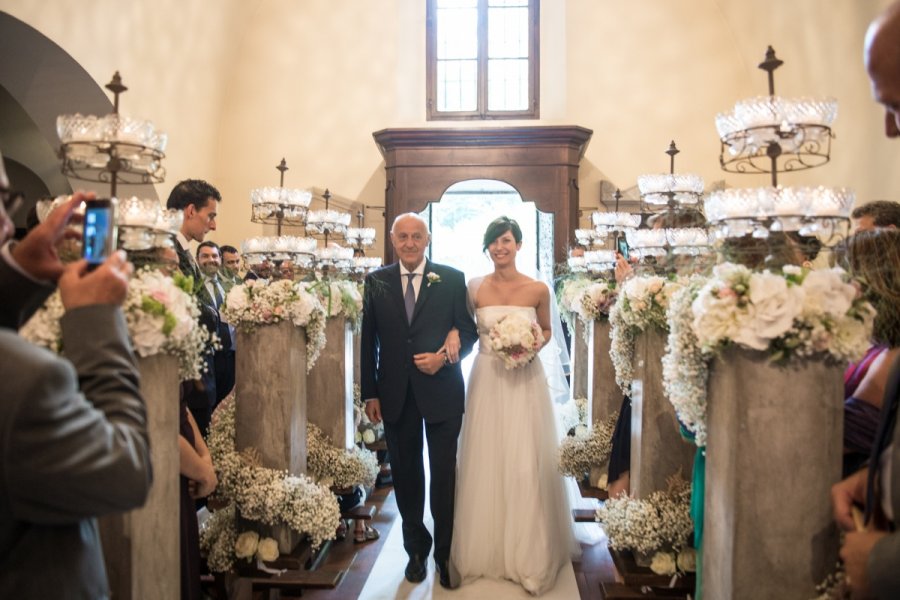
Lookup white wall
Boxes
[3,0,897,253]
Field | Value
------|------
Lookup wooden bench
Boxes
[601,581,690,599]
[577,479,609,501]
[609,549,695,591]
[342,504,376,521]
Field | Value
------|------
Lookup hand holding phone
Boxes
[616,235,629,260]
[82,198,118,270]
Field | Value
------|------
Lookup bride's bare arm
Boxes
[535,283,552,348]
[439,327,461,363]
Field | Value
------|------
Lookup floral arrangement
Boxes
[20,269,212,379]
[595,475,693,555]
[306,423,380,490]
[354,384,384,445]
[202,396,341,572]
[557,275,593,330]
[221,279,327,370]
[663,264,874,447]
[557,412,618,480]
[609,275,682,392]
[488,312,544,369]
[579,280,618,322]
[555,397,588,437]
[309,278,364,329]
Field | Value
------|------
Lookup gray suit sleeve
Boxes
[0,247,55,330]
[4,305,152,523]
[868,533,900,598]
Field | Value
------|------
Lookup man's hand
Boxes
[841,530,887,598]
[59,250,132,310]
[832,468,869,532]
[11,192,90,282]
[365,399,383,425]
[414,352,446,375]
[440,328,461,364]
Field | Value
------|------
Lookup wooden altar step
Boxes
[609,548,695,592]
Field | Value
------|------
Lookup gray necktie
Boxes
[404,273,417,323]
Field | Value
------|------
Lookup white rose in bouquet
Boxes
[676,547,697,573]
[800,268,856,318]
[256,537,280,562]
[732,272,803,350]
[234,531,260,560]
[488,312,544,370]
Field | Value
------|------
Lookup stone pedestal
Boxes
[587,319,622,424]
[629,328,694,499]
[100,354,179,600]
[703,348,842,599]
[571,319,589,400]
[235,321,308,476]
[308,317,354,449]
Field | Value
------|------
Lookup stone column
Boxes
[100,354,179,600]
[703,348,841,599]
[308,317,354,449]
[587,319,622,424]
[235,321,308,475]
[629,328,694,499]
[571,319,589,401]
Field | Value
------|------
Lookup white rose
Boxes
[234,531,260,560]
[782,264,802,276]
[800,269,855,318]
[594,473,608,490]
[650,551,677,575]
[712,262,751,283]
[256,537,280,562]
[224,285,249,314]
[362,429,376,444]
[691,284,743,347]
[355,430,362,443]
[574,424,589,438]
[732,273,803,351]
[129,314,169,356]
[676,547,697,572]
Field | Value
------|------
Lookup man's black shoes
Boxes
[435,559,458,590]
[405,554,427,583]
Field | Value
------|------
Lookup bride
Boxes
[450,216,578,595]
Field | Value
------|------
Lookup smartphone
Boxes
[616,235,629,260]
[82,198,118,269]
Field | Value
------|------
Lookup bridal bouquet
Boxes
[20,268,211,379]
[488,312,544,370]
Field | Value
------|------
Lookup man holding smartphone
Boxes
[0,154,152,597]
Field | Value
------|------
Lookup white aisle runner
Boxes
[357,441,582,600]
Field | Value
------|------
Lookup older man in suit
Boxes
[0,182,152,598]
[831,4,900,598]
[361,212,477,589]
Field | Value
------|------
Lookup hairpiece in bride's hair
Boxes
[482,216,523,252]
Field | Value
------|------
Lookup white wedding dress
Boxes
[451,288,580,595]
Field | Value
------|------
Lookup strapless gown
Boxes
[451,305,577,595]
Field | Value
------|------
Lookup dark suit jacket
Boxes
[0,256,152,599]
[360,260,477,424]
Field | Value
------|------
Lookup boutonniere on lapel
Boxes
[425,272,441,287]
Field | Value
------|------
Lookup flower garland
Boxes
[309,278,364,330]
[20,269,211,379]
[557,412,618,479]
[557,275,593,331]
[221,279,327,371]
[609,275,682,392]
[306,423,379,490]
[663,264,875,447]
[557,276,617,336]
[595,476,693,555]
[202,396,341,572]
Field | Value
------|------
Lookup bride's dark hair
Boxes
[482,216,522,252]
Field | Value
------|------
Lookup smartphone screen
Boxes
[616,235,629,260]
[83,199,117,268]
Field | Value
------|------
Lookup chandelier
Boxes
[49,72,174,254]
[637,142,704,210]
[707,47,852,250]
